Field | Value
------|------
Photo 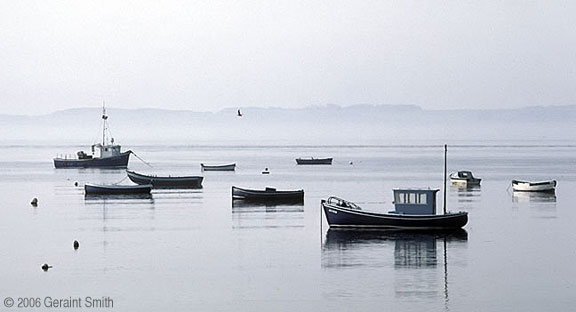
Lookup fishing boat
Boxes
[322,190,468,230]
[296,157,333,165]
[127,170,203,188]
[84,183,152,195]
[54,104,131,168]
[512,180,557,192]
[200,163,236,171]
[321,145,468,230]
[232,186,304,202]
[449,170,481,185]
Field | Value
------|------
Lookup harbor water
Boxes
[1,143,575,311]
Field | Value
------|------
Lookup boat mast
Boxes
[443,144,447,215]
[102,101,108,146]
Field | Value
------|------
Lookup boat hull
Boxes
[232,186,304,202]
[296,158,332,165]
[84,183,152,195]
[201,163,236,171]
[512,180,556,192]
[127,170,203,188]
[322,201,468,230]
[450,177,481,185]
[54,151,131,168]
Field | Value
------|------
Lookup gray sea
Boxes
[1,143,575,311]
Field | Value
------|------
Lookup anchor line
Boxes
[131,151,153,168]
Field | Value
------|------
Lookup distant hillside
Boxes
[0,104,574,145]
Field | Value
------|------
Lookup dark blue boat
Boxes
[84,183,152,195]
[54,150,131,168]
[296,157,332,165]
[127,170,203,188]
[232,186,304,203]
[322,189,468,230]
[54,104,131,168]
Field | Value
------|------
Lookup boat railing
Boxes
[326,196,361,210]
[56,154,76,160]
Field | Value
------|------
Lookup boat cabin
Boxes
[392,189,439,215]
[91,143,122,159]
[454,171,474,179]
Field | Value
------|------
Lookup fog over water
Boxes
[1,105,575,145]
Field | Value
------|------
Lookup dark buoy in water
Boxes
[74,181,78,187]
[41,263,52,271]
[349,161,353,165]
[262,168,270,174]
[31,198,38,206]
[73,240,79,250]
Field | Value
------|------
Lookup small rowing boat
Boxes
[232,186,304,202]
[127,170,203,188]
[512,180,557,192]
[201,163,236,171]
[84,183,152,195]
[296,157,332,165]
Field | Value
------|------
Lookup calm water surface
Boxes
[1,144,575,311]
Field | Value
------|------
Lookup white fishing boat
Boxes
[512,180,557,192]
[449,171,481,185]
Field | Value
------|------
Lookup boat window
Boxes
[418,193,427,204]
[408,193,416,204]
[395,192,405,204]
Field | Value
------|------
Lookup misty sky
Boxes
[1,0,575,115]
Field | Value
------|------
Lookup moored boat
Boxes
[296,157,332,165]
[127,170,203,188]
[512,180,557,192]
[84,183,152,195]
[232,186,304,202]
[449,171,481,185]
[322,189,468,230]
[54,104,131,168]
[201,163,236,171]
[322,145,468,230]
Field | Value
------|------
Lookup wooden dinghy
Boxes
[201,163,236,171]
[512,180,557,192]
[127,170,203,188]
[84,183,152,195]
[296,157,332,165]
[232,186,304,202]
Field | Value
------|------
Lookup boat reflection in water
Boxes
[512,191,557,219]
[84,193,154,201]
[450,184,482,207]
[232,201,304,229]
[322,229,467,303]
[512,191,557,204]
